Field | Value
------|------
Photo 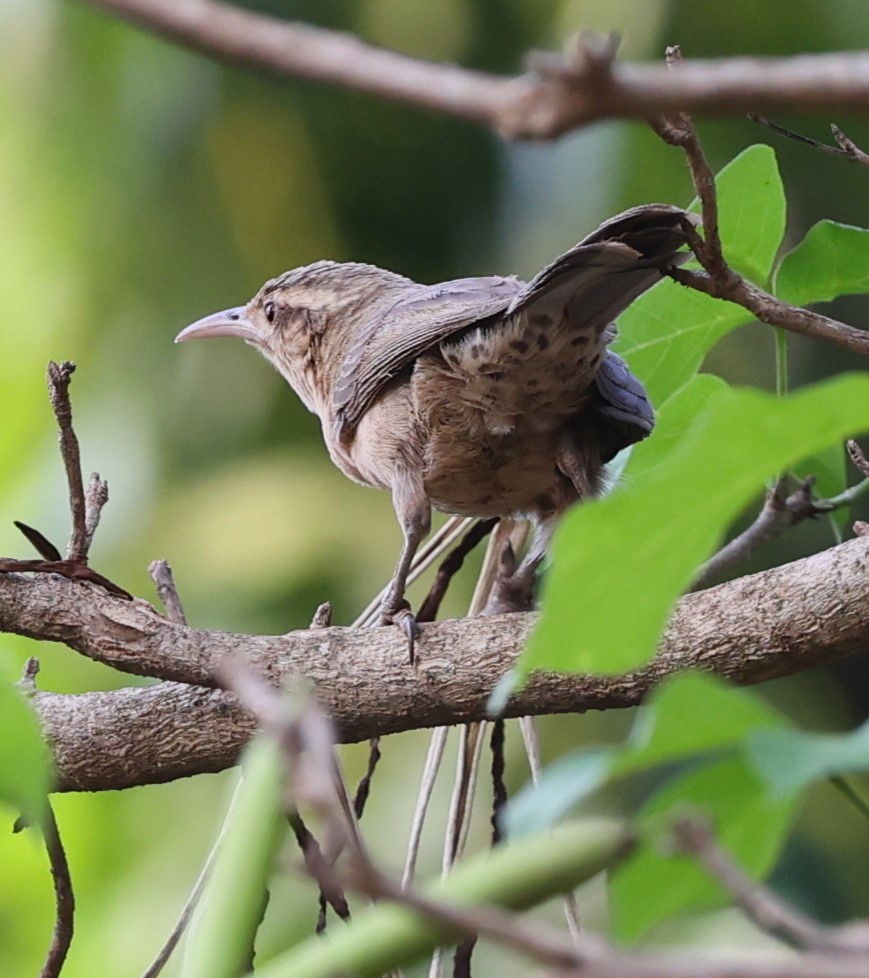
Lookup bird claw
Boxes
[481,543,537,616]
[380,602,419,664]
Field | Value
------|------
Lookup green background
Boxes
[1,0,868,974]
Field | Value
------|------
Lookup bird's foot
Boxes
[481,542,537,616]
[379,599,419,664]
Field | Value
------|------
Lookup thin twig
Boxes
[359,866,600,973]
[490,720,507,846]
[40,803,75,978]
[672,817,869,954]
[831,125,869,166]
[654,46,726,276]
[696,470,869,587]
[351,738,382,821]
[148,560,187,625]
[309,602,333,629]
[652,52,869,357]
[287,811,351,929]
[83,474,109,553]
[46,362,88,562]
[0,553,132,599]
[402,727,450,888]
[669,268,869,355]
[848,440,869,478]
[436,524,522,978]
[520,716,583,941]
[695,477,808,587]
[416,519,497,624]
[750,115,869,167]
[2,368,128,596]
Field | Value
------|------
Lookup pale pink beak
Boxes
[175,306,256,343]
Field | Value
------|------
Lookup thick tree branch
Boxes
[79,0,869,138]
[6,535,866,792]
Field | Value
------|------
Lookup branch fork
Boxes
[0,363,130,599]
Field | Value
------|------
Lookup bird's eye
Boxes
[264,300,276,323]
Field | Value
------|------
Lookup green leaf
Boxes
[504,747,617,837]
[617,284,750,406]
[617,145,785,406]
[523,375,869,677]
[748,721,869,798]
[695,144,786,285]
[625,373,730,482]
[775,220,869,306]
[610,755,797,943]
[0,674,51,823]
[619,673,787,772]
[183,736,288,978]
[505,674,786,837]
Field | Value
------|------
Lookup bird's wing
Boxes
[508,203,691,333]
[333,275,523,435]
[591,351,655,460]
[334,204,691,438]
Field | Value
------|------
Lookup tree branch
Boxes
[672,817,869,954]
[6,535,866,792]
[79,0,869,138]
[652,48,869,357]
[669,269,869,355]
[38,803,75,978]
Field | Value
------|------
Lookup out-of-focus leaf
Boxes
[775,220,869,306]
[183,736,287,978]
[505,673,786,837]
[504,747,617,837]
[748,721,869,798]
[522,375,869,677]
[0,674,50,824]
[619,673,787,772]
[610,755,797,943]
[625,373,730,482]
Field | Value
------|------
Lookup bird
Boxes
[176,204,692,653]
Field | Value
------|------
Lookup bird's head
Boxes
[176,260,411,414]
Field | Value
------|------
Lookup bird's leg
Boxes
[483,434,604,614]
[483,516,557,616]
[381,474,431,661]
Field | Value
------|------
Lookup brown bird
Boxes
[176,204,691,651]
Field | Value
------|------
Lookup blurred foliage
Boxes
[2,1,869,975]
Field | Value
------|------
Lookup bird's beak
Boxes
[175,306,256,343]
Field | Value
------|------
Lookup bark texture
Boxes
[3,535,866,792]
